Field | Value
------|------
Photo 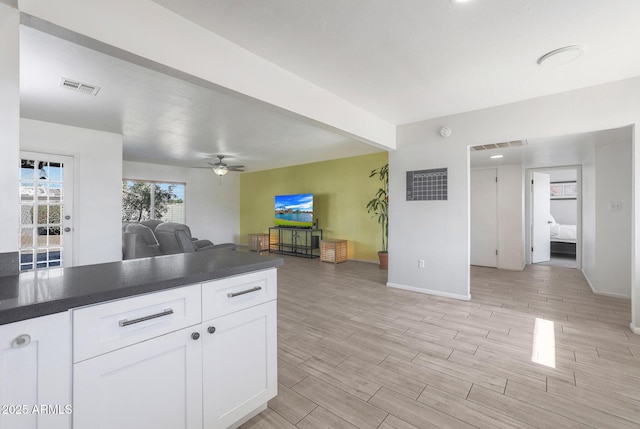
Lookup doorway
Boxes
[19,152,74,271]
[526,166,581,269]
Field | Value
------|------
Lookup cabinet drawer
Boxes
[73,284,201,363]
[202,269,276,320]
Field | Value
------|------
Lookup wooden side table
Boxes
[248,233,270,252]
[320,239,348,264]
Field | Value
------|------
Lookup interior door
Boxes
[532,172,551,263]
[19,152,73,271]
[470,169,497,267]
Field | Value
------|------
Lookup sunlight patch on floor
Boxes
[531,317,556,368]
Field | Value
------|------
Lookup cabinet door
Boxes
[0,312,71,429]
[203,300,277,429]
[73,326,203,429]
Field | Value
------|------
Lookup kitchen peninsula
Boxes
[0,249,283,429]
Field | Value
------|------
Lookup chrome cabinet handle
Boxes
[227,286,262,298]
[119,308,174,327]
[207,326,216,334]
[191,332,200,340]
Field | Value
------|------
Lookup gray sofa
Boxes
[154,222,236,255]
[123,223,162,260]
[122,221,235,260]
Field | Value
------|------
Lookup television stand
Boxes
[269,227,323,258]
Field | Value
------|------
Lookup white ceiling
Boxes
[19,26,381,171]
[18,1,640,171]
[469,126,633,169]
[155,0,640,125]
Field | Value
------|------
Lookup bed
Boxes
[549,215,576,256]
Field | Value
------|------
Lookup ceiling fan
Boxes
[196,155,245,176]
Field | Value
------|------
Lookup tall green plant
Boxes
[366,163,389,252]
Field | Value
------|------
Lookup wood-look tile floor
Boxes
[241,256,638,429]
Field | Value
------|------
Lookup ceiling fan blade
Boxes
[227,164,244,169]
[227,168,244,172]
[191,166,213,169]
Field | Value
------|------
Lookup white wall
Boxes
[122,161,240,245]
[0,4,19,258]
[592,141,632,297]
[550,200,576,226]
[497,164,525,271]
[21,119,123,266]
[389,138,470,299]
[549,169,577,182]
[391,77,640,323]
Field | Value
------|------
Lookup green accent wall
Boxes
[240,152,389,261]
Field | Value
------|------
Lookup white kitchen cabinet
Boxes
[202,300,277,429]
[71,268,278,429]
[73,325,203,429]
[0,312,71,429]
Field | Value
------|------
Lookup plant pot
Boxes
[378,251,388,270]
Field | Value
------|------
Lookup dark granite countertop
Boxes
[0,250,283,325]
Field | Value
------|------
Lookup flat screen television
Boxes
[274,193,314,228]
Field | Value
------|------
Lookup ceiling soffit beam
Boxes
[18,0,396,150]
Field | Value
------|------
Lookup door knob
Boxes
[207,326,216,334]
[64,227,71,232]
[191,332,200,340]
[11,334,31,348]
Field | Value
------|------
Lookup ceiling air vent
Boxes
[60,78,100,96]
[470,140,528,151]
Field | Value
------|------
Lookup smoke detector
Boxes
[60,78,101,96]
[537,46,584,66]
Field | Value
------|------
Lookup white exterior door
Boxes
[470,169,498,267]
[19,152,74,271]
[73,326,203,429]
[0,312,71,429]
[532,172,551,263]
[202,300,277,429]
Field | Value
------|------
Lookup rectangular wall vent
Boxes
[470,140,528,151]
[60,78,100,96]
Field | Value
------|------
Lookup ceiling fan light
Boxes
[212,166,228,176]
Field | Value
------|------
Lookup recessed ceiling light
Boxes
[490,155,503,159]
[537,45,584,66]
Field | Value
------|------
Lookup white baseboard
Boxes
[630,323,640,335]
[581,269,631,299]
[582,269,595,293]
[387,282,471,301]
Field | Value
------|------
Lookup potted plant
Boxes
[366,163,389,269]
